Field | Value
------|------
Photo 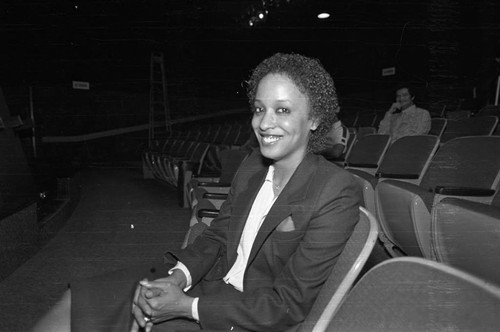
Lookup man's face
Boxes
[395,88,414,110]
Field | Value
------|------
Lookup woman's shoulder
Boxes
[311,154,358,183]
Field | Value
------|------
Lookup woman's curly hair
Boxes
[246,53,339,153]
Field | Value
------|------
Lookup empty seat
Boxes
[326,257,500,332]
[345,134,391,176]
[340,111,357,128]
[440,116,498,143]
[445,109,471,120]
[431,194,500,285]
[349,135,439,215]
[354,111,377,128]
[186,149,249,208]
[428,117,447,137]
[477,105,500,117]
[375,136,500,258]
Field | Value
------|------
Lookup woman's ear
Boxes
[310,118,320,131]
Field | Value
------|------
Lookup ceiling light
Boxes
[317,12,330,19]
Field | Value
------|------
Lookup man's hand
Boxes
[389,102,401,114]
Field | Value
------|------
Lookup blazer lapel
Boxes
[247,153,318,266]
[226,166,267,266]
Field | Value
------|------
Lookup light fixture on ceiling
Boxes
[243,0,291,27]
[317,12,330,19]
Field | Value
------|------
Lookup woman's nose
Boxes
[259,110,276,130]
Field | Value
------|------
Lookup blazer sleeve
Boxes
[197,168,361,331]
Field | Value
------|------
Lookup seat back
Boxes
[345,134,391,175]
[376,135,439,185]
[341,111,358,128]
[298,207,379,332]
[477,105,500,117]
[431,197,500,285]
[326,257,500,332]
[217,149,250,184]
[441,116,498,143]
[354,111,377,128]
[419,136,500,200]
[354,126,376,139]
[445,109,471,120]
[428,117,447,137]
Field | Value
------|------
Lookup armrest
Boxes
[198,182,231,187]
[197,209,220,219]
[376,172,419,179]
[203,193,228,200]
[433,186,495,197]
[346,163,378,168]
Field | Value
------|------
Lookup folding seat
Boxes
[445,109,471,120]
[203,124,233,174]
[221,123,241,148]
[180,207,379,332]
[440,115,498,143]
[232,123,253,149]
[343,127,357,158]
[344,134,391,176]
[185,148,249,208]
[477,105,500,117]
[428,117,447,138]
[340,111,357,128]
[353,126,376,140]
[354,111,377,128]
[168,141,210,190]
[348,135,439,215]
[299,207,378,332]
[325,257,500,332]
[375,136,500,258]
[431,193,500,285]
[143,138,178,181]
[160,140,197,183]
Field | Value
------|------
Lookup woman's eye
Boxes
[253,107,263,113]
[277,108,290,113]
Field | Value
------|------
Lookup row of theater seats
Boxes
[142,120,254,207]
[338,114,499,165]
[342,104,500,129]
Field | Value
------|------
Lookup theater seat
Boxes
[179,207,379,332]
[349,135,438,215]
[344,134,390,176]
[325,257,500,332]
[431,195,500,285]
[375,136,500,258]
[300,207,378,332]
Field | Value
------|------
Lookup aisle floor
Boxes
[0,166,190,331]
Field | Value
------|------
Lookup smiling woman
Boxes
[32,53,360,332]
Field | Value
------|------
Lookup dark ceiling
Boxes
[1,0,500,105]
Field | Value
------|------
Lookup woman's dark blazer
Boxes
[166,150,361,331]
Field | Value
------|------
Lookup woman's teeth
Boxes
[262,135,281,143]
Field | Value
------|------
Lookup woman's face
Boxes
[251,73,318,168]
